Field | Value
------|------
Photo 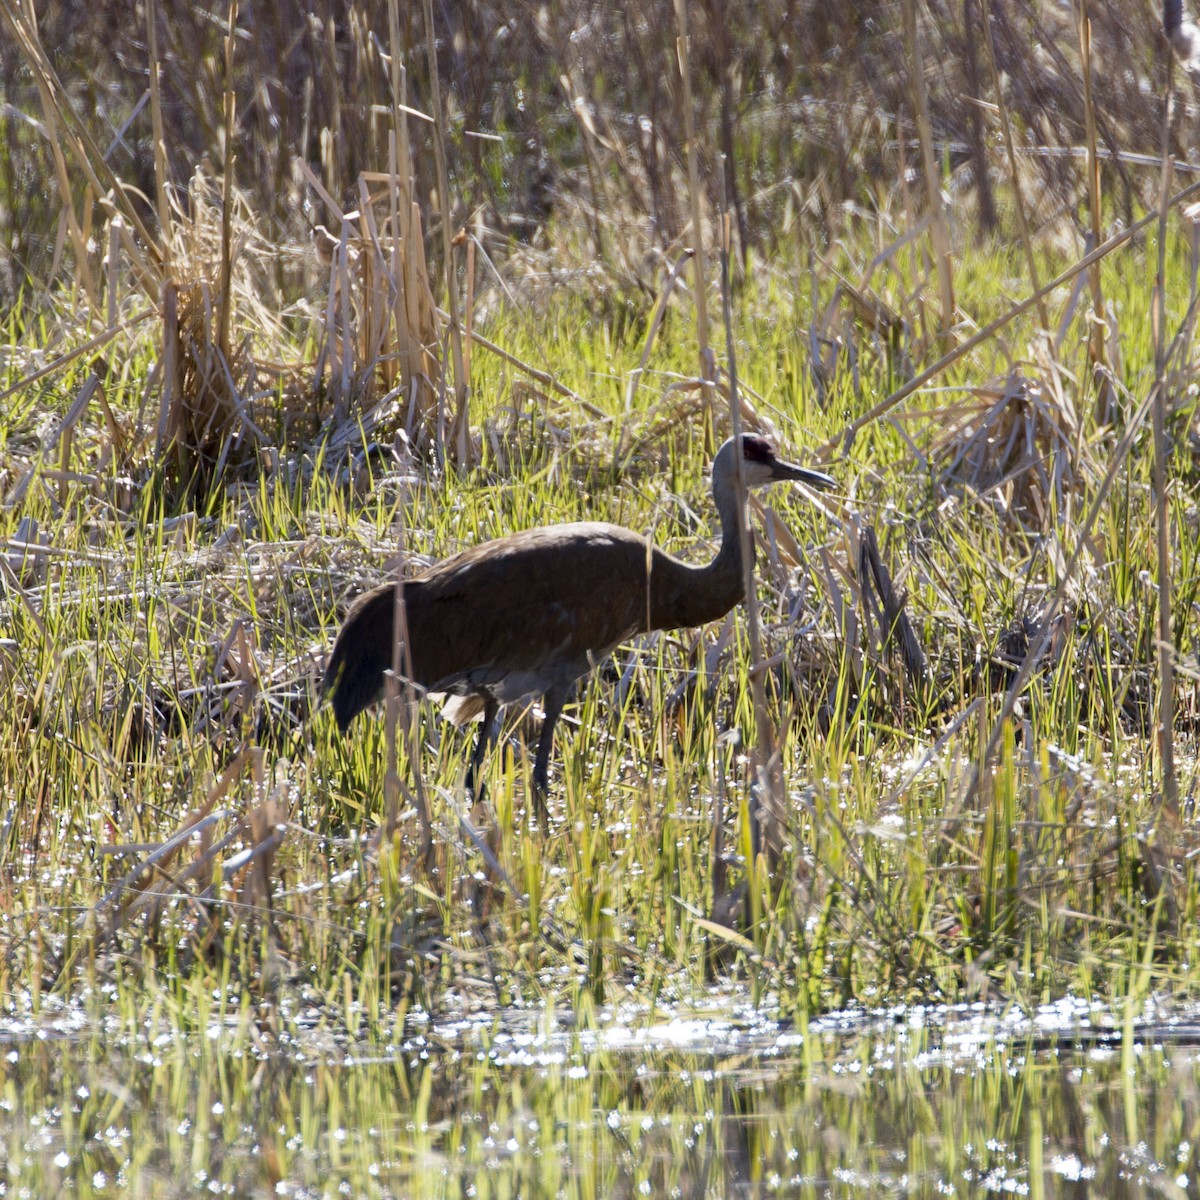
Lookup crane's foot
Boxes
[464,764,486,806]
[530,773,551,830]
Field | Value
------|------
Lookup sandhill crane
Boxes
[324,434,833,812]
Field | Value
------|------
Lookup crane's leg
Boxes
[531,687,567,828]
[464,696,500,802]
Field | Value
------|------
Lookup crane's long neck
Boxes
[648,469,751,630]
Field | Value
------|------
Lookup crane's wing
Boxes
[406,523,652,695]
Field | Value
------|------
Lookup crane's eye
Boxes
[742,436,773,464]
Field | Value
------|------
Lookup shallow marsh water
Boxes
[4,994,1200,1198]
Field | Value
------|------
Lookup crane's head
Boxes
[714,434,835,491]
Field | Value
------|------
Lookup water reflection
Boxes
[3,998,1200,1197]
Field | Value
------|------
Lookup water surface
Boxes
[4,992,1200,1197]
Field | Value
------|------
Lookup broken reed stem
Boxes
[445,315,601,415]
[903,0,955,346]
[1153,72,1178,814]
[673,0,715,444]
[422,0,470,465]
[819,173,1200,458]
[981,0,1048,333]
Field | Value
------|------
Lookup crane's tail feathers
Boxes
[439,693,487,726]
[323,584,397,732]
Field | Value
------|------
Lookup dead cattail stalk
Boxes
[982,0,1049,333]
[674,0,716,444]
[386,0,412,213]
[385,0,423,427]
[719,211,785,870]
[422,0,471,466]
[961,0,998,236]
[1152,69,1178,814]
[336,222,352,419]
[357,179,396,394]
[145,1,171,260]
[464,234,475,395]
[1077,2,1117,423]
[156,281,180,463]
[217,0,238,366]
[903,0,955,347]
[385,496,432,858]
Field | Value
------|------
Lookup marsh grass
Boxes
[4,225,1199,1027]
[4,235,1200,1195]
[5,0,1200,1193]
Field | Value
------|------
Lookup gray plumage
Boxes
[324,434,834,800]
